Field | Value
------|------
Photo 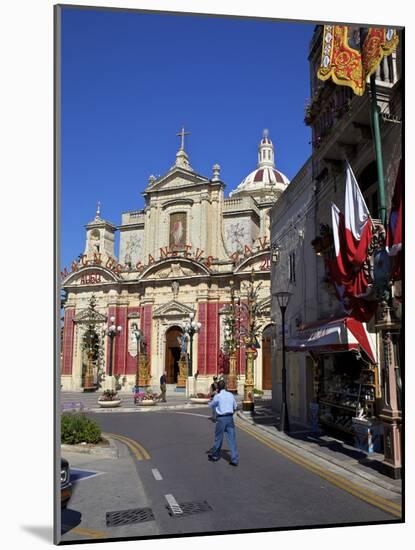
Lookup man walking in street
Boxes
[159,371,167,402]
[208,379,239,466]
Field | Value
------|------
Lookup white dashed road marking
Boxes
[172,412,210,418]
[152,468,163,480]
[165,494,183,515]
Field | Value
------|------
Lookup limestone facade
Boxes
[61,130,289,393]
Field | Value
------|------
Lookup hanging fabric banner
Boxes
[317,25,399,96]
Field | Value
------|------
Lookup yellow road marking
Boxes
[69,527,107,539]
[240,422,401,512]
[104,432,150,461]
[237,421,401,516]
[236,420,401,518]
[107,433,146,460]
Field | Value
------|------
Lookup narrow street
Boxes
[61,407,399,542]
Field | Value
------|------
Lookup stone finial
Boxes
[212,163,221,181]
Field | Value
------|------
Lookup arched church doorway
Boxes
[165,326,183,384]
[262,325,273,390]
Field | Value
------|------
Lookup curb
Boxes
[236,411,401,496]
[61,437,119,458]
[87,402,209,413]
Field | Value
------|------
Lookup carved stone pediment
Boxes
[145,167,209,193]
[153,300,195,319]
[140,258,211,280]
[63,265,121,287]
[73,307,107,325]
[233,250,270,274]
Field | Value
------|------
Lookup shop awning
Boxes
[286,317,376,364]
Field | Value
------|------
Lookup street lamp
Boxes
[273,291,292,432]
[271,242,281,264]
[183,312,201,377]
[106,316,122,385]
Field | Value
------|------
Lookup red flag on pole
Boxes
[328,201,376,322]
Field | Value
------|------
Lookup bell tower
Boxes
[84,202,117,259]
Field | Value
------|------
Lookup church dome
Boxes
[230,129,289,198]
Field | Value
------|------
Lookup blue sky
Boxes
[60,7,315,269]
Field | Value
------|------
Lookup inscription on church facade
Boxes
[61,235,271,280]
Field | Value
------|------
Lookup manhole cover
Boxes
[166,500,212,517]
[106,507,155,527]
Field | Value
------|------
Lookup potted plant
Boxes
[189,392,211,404]
[134,388,158,406]
[98,389,122,408]
[253,388,264,400]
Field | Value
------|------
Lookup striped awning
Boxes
[286,316,376,364]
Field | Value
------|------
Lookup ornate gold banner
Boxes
[318,26,399,96]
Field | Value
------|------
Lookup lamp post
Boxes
[183,312,201,377]
[273,291,292,432]
[106,316,122,389]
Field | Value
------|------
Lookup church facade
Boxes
[61,130,289,394]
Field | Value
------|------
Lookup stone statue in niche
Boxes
[89,234,100,255]
[171,280,179,297]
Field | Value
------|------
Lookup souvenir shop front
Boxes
[287,316,383,452]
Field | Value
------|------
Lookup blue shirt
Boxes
[208,389,237,415]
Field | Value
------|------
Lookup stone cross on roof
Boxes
[176,125,190,151]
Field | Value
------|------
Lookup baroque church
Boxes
[61,129,289,394]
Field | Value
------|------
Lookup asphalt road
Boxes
[87,407,396,538]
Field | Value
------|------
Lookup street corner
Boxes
[61,437,119,459]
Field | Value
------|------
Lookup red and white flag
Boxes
[329,197,376,322]
[344,161,373,266]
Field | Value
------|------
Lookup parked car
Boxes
[61,457,72,508]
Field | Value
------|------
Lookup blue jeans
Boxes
[210,415,239,464]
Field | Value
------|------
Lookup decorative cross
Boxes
[96,201,101,218]
[176,125,190,151]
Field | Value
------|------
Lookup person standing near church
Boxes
[159,371,167,403]
[207,379,239,466]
